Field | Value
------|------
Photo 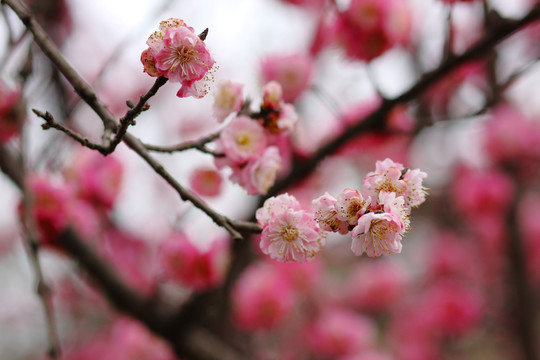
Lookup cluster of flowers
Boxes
[141,18,215,98]
[256,158,427,263]
[213,80,298,195]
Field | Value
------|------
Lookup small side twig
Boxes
[33,109,108,152]
[143,131,222,154]
[123,133,258,241]
[108,76,168,150]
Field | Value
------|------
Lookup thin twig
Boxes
[19,116,62,359]
[33,109,108,152]
[123,133,252,241]
[108,76,168,150]
[1,0,117,140]
[143,131,221,153]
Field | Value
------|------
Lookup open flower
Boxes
[260,209,326,263]
[351,192,407,257]
[312,192,349,234]
[141,18,215,98]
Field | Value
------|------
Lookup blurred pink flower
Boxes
[306,307,376,358]
[213,79,244,122]
[334,0,411,61]
[64,149,124,210]
[25,175,73,250]
[421,280,484,337]
[346,260,407,312]
[483,105,540,168]
[189,167,223,197]
[0,82,23,143]
[451,165,514,219]
[239,146,282,195]
[232,261,296,330]
[159,233,229,290]
[101,228,158,294]
[65,317,177,360]
[219,116,267,163]
[260,54,314,103]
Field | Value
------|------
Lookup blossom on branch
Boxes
[141,18,215,98]
[257,193,326,263]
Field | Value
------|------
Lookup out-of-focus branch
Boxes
[19,131,62,359]
[1,0,117,142]
[0,141,249,360]
[268,3,540,197]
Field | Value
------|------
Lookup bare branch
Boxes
[2,0,118,140]
[33,109,108,151]
[123,133,257,241]
[143,130,221,154]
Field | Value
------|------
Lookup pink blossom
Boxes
[262,81,283,109]
[306,308,376,358]
[0,83,23,143]
[346,260,407,312]
[232,261,296,330]
[335,188,369,226]
[421,280,484,337]
[219,116,267,163]
[189,166,223,197]
[159,233,229,290]
[64,149,123,210]
[213,79,244,122]
[142,18,214,98]
[25,175,73,250]
[260,208,326,263]
[451,165,514,219]
[483,105,540,167]
[65,317,176,360]
[351,192,407,257]
[240,146,282,195]
[256,193,302,228]
[260,53,314,103]
[363,158,427,208]
[101,228,158,294]
[333,0,412,61]
[312,192,349,234]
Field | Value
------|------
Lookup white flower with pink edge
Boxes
[260,209,326,263]
[351,192,408,257]
[312,192,349,234]
[219,116,267,163]
[335,188,370,226]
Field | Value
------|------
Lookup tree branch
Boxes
[268,3,540,197]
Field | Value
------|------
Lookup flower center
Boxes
[280,225,299,243]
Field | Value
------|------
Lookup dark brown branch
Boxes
[123,133,259,241]
[268,3,540,197]
[1,0,117,141]
[143,131,221,154]
[33,109,108,151]
[109,76,168,150]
